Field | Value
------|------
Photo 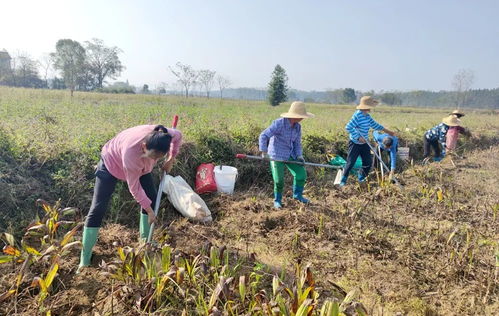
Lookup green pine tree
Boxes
[342,88,356,104]
[268,64,288,106]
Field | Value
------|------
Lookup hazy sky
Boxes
[1,0,498,91]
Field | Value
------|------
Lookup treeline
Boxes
[1,41,497,108]
[392,89,499,109]
[0,39,124,95]
[218,88,499,109]
[0,52,47,89]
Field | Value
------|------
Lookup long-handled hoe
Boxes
[147,115,179,243]
[235,154,375,186]
[235,154,342,170]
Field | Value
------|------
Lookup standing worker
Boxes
[78,124,182,272]
[373,130,398,180]
[339,96,396,187]
[259,101,314,208]
[423,115,461,162]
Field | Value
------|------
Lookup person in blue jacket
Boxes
[340,96,395,187]
[373,131,398,180]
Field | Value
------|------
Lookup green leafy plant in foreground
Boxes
[0,199,82,311]
[98,242,367,315]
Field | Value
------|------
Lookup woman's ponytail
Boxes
[144,125,172,154]
[153,125,168,133]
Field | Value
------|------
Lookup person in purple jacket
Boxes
[259,101,314,208]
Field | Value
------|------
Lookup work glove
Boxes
[162,157,175,173]
[261,152,270,160]
[145,207,157,225]
[297,156,305,163]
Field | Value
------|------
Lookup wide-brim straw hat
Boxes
[280,101,315,119]
[451,109,465,117]
[356,96,379,110]
[442,115,461,127]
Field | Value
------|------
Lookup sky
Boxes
[1,0,498,91]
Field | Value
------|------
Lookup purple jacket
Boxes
[259,118,302,160]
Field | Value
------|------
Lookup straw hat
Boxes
[450,109,465,117]
[280,101,315,119]
[442,115,461,127]
[356,96,379,110]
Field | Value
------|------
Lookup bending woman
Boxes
[78,124,182,272]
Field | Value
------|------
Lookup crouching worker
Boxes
[450,109,465,119]
[446,110,471,154]
[373,130,398,180]
[259,101,314,208]
[423,115,460,162]
[339,96,395,187]
[78,125,182,272]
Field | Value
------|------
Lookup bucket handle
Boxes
[217,165,239,180]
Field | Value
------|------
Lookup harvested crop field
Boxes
[0,88,498,315]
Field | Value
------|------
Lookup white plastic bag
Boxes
[162,175,212,223]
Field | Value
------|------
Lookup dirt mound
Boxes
[0,132,55,234]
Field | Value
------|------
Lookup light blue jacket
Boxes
[373,131,398,170]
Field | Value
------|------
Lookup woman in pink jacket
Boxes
[445,110,471,154]
[78,124,182,272]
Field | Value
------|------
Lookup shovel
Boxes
[147,115,179,243]
[353,128,402,187]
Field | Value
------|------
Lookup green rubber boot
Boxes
[77,226,99,273]
[139,213,151,242]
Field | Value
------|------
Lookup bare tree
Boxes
[192,80,201,97]
[84,38,124,89]
[8,52,43,88]
[169,62,198,97]
[216,75,231,99]
[452,69,474,108]
[172,82,183,96]
[38,53,53,87]
[198,69,216,98]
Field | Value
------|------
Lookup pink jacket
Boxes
[445,126,465,151]
[101,125,182,209]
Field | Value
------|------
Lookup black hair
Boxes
[382,136,393,147]
[143,125,172,153]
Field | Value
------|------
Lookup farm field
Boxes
[0,87,498,315]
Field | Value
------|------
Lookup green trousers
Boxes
[270,160,306,193]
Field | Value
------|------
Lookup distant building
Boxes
[0,49,12,80]
[0,49,11,72]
